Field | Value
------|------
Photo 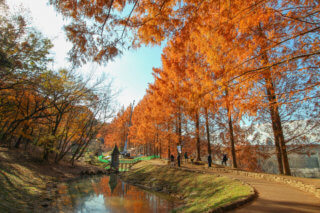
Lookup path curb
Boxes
[210,167,320,198]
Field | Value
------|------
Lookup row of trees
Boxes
[62,0,320,175]
[0,2,115,164]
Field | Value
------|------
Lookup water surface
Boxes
[55,174,175,213]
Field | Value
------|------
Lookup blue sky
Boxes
[7,0,163,108]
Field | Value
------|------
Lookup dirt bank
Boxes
[0,147,105,213]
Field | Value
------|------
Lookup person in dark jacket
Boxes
[208,155,212,167]
[184,152,188,163]
[170,154,175,167]
[222,154,228,166]
[177,154,181,167]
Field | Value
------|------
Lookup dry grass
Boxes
[0,147,103,212]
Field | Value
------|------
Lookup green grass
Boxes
[98,155,160,171]
[122,164,253,213]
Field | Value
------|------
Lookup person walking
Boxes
[184,152,188,163]
[170,154,175,167]
[222,154,228,166]
[208,155,212,167]
[177,154,181,167]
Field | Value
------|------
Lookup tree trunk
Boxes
[258,26,290,175]
[24,127,33,151]
[264,72,290,175]
[195,112,201,161]
[159,137,162,158]
[227,110,237,168]
[14,135,23,149]
[168,129,171,160]
[205,108,212,156]
[226,89,237,168]
[176,110,182,153]
[43,149,49,161]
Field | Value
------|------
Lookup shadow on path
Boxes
[232,198,320,213]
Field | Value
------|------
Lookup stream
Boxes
[54,174,176,213]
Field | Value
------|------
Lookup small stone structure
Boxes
[111,145,120,171]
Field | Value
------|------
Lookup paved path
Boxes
[148,160,320,212]
[220,171,320,213]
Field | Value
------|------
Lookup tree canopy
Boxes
[98,0,320,175]
[0,1,116,164]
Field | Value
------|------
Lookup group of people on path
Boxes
[207,153,228,167]
[170,152,228,168]
[170,152,187,167]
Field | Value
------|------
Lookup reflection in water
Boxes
[109,174,118,194]
[55,175,175,213]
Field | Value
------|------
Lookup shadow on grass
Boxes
[123,163,253,213]
[0,168,37,212]
[0,149,56,212]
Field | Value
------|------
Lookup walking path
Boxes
[217,170,320,212]
[147,159,320,212]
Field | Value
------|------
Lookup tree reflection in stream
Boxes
[55,175,175,213]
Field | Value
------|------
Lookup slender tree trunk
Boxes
[168,142,171,160]
[75,139,92,162]
[14,135,23,149]
[24,127,33,151]
[159,136,162,159]
[227,110,237,168]
[2,121,21,145]
[225,88,237,168]
[167,127,171,160]
[43,149,49,161]
[144,144,147,155]
[195,112,201,161]
[275,111,291,175]
[176,110,182,154]
[264,72,290,175]
[258,26,290,175]
[205,108,212,156]
[15,124,31,149]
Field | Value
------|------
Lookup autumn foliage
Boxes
[54,0,320,175]
[0,3,115,164]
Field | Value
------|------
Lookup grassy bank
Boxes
[0,147,104,212]
[121,161,254,213]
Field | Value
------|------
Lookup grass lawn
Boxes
[122,162,254,213]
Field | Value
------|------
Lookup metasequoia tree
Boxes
[152,62,186,154]
[49,0,180,66]
[128,90,173,157]
[53,0,319,175]
[103,105,132,149]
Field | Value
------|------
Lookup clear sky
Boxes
[7,0,163,108]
